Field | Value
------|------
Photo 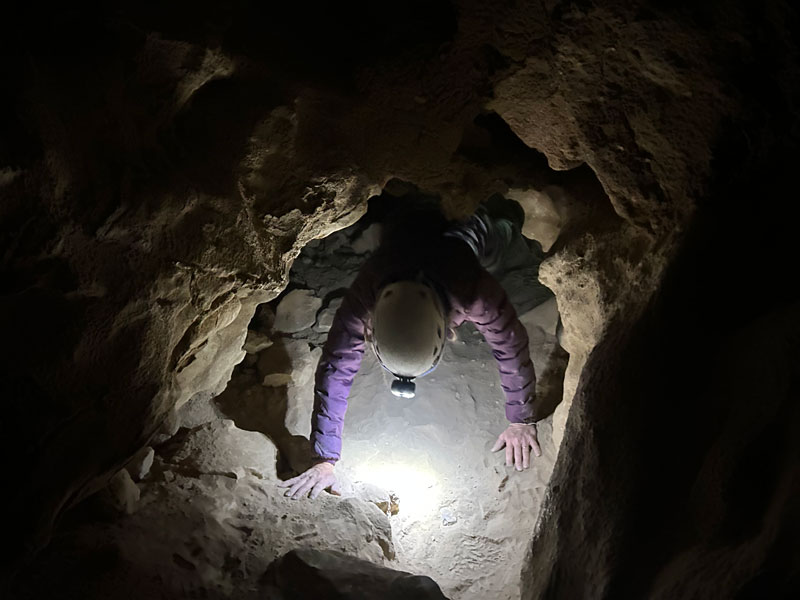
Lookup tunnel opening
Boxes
[208,183,570,596]
[7,173,604,600]
[6,107,627,599]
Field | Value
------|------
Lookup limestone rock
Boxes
[351,223,383,254]
[177,391,224,429]
[266,549,448,600]
[274,289,323,333]
[262,373,293,387]
[506,186,566,252]
[519,297,561,345]
[151,407,181,445]
[164,419,277,480]
[353,481,394,516]
[285,346,322,438]
[126,447,155,482]
[106,469,140,515]
[243,329,273,354]
[315,297,343,333]
[252,339,320,438]
[12,412,398,599]
[256,338,319,387]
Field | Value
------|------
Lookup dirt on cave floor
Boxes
[215,205,568,600]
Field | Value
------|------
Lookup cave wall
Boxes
[521,2,800,596]
[524,156,800,598]
[1,0,797,594]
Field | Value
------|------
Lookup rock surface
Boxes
[506,187,564,252]
[315,297,344,333]
[274,289,323,334]
[209,215,563,600]
[243,329,273,354]
[125,446,155,482]
[9,417,395,599]
[105,469,141,515]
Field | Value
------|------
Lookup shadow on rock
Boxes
[214,337,319,479]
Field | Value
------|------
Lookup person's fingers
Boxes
[513,442,523,471]
[531,437,542,458]
[522,442,530,469]
[491,436,506,452]
[277,475,301,488]
[291,477,317,499]
[309,479,327,500]
[505,442,513,467]
[329,479,342,496]
[286,473,312,497]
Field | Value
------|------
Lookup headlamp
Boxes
[391,377,416,398]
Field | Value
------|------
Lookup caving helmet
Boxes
[371,279,447,398]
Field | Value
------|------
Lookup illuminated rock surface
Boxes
[9,418,394,599]
[274,289,323,334]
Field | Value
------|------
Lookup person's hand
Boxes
[491,423,541,471]
[277,462,339,500]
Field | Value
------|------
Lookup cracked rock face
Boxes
[2,0,799,598]
[9,418,395,599]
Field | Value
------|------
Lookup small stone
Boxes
[274,289,323,333]
[107,469,140,514]
[263,373,293,387]
[126,446,155,481]
[354,481,392,515]
[243,329,273,353]
[440,508,457,526]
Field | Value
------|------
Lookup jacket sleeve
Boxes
[310,272,373,463]
[464,269,539,423]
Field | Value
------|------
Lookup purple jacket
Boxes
[310,236,537,463]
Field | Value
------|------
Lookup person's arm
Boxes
[309,283,370,463]
[466,269,539,423]
[464,269,543,470]
[279,271,374,499]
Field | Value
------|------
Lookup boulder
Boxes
[164,419,277,480]
[106,469,140,515]
[265,548,448,600]
[274,289,323,333]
